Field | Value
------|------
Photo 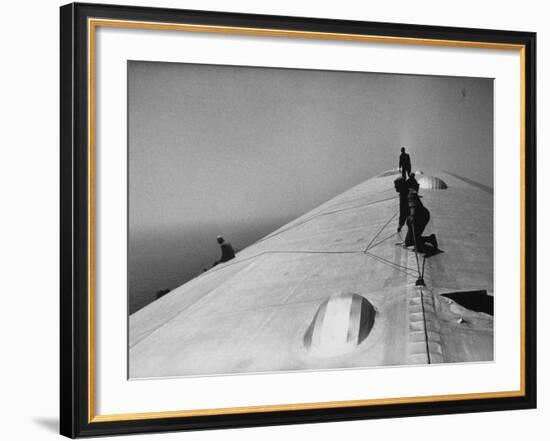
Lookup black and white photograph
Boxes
[0,0,544,438]
[128,61,494,379]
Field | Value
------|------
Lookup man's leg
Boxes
[424,234,438,251]
[404,218,415,246]
[413,214,429,252]
[414,225,424,251]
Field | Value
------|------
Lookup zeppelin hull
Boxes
[129,170,493,378]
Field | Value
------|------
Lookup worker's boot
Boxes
[428,234,439,251]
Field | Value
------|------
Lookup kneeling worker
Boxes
[213,235,236,266]
[405,189,439,255]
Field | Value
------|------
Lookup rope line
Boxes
[205,245,418,277]
[314,187,396,213]
[364,252,418,277]
[203,248,366,275]
[410,222,430,363]
[253,195,398,246]
[419,287,432,364]
[364,251,418,276]
[205,189,420,281]
[364,210,400,252]
[367,231,400,251]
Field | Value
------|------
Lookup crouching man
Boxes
[213,235,236,267]
[405,189,439,256]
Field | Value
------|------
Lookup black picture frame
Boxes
[60,2,537,438]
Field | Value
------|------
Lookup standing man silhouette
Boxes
[399,147,411,179]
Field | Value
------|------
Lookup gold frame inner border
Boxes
[87,17,527,423]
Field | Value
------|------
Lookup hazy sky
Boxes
[128,61,493,312]
[129,61,492,231]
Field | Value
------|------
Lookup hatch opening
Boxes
[441,290,493,315]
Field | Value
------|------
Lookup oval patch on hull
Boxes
[418,175,448,189]
[304,292,376,358]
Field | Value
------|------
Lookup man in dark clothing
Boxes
[407,172,419,192]
[404,189,439,254]
[213,235,235,266]
[399,147,412,179]
[394,177,410,233]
